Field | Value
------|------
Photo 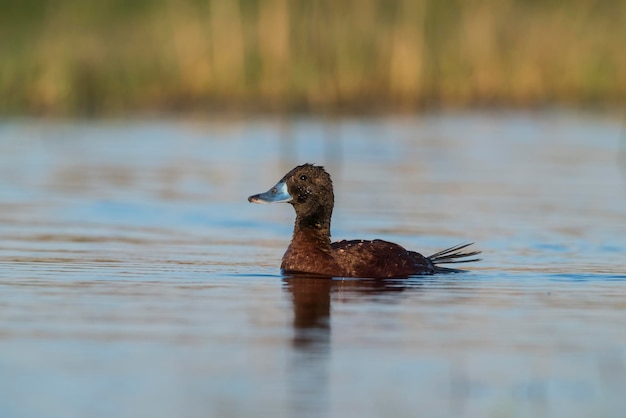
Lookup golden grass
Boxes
[1,0,624,115]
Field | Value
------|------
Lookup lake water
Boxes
[1,111,625,418]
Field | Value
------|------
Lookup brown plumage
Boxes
[249,164,480,278]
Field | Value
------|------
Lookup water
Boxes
[1,111,625,418]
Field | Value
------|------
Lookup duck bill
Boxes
[248,180,292,204]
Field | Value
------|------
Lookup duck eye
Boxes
[300,175,307,181]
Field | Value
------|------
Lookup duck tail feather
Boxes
[427,242,481,273]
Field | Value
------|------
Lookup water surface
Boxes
[1,111,625,418]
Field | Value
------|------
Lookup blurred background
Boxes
[1,0,625,116]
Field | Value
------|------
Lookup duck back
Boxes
[331,239,434,278]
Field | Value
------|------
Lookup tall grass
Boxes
[1,0,624,115]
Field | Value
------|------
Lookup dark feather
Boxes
[427,242,482,273]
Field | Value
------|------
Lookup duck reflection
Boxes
[282,274,417,418]
[283,275,414,349]
[285,275,332,350]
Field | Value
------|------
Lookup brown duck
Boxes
[249,164,480,278]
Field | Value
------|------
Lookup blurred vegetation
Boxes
[1,0,625,115]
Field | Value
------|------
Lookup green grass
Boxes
[1,0,625,115]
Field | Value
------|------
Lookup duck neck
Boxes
[292,208,332,249]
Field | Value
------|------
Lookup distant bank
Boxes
[1,0,624,116]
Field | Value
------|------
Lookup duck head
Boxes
[248,164,334,227]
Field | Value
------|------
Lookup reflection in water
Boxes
[284,276,412,348]
[285,276,333,350]
[282,276,413,417]
[283,276,332,418]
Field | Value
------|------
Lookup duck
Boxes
[248,164,480,278]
